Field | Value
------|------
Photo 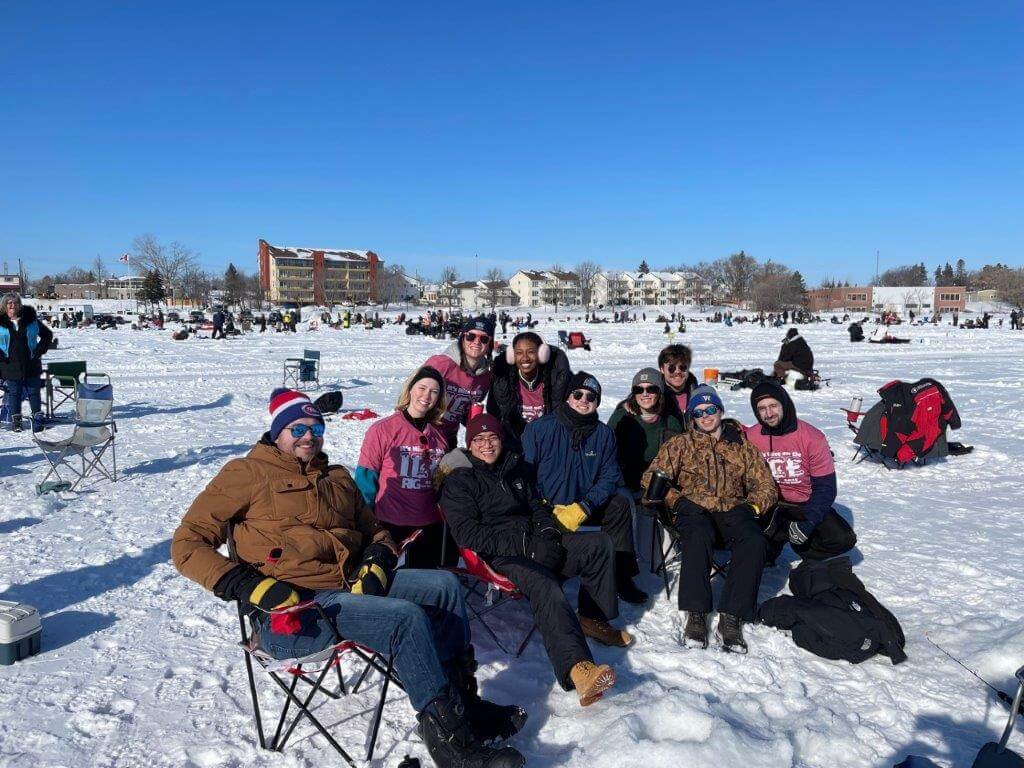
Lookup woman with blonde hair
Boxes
[356,365,456,566]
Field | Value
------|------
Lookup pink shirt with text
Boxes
[743,420,834,503]
[426,353,493,445]
[519,379,546,423]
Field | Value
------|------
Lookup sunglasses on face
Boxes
[665,363,688,374]
[289,423,326,439]
[632,385,661,396]
[692,405,721,418]
[464,332,490,344]
[571,390,598,403]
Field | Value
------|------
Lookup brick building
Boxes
[258,240,381,305]
[807,285,965,315]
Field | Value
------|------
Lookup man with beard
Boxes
[522,372,648,620]
[743,380,857,563]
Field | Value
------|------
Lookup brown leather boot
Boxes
[569,661,616,706]
[578,614,633,647]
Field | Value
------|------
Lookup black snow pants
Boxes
[676,505,768,621]
[765,503,857,563]
[585,493,639,580]
[492,531,617,689]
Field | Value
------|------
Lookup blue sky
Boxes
[3,1,1022,285]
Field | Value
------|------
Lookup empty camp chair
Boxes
[557,330,569,347]
[566,331,591,351]
[282,349,321,390]
[227,524,402,766]
[44,360,87,418]
[34,373,116,494]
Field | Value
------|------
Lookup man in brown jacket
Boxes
[642,385,777,654]
[172,388,525,768]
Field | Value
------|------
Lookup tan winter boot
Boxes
[578,614,634,647]
[570,661,616,707]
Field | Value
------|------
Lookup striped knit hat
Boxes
[269,388,324,440]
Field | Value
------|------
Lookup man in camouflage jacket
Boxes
[642,385,777,653]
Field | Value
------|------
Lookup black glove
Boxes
[727,502,760,518]
[352,543,398,596]
[214,565,301,611]
[671,496,708,518]
[527,527,565,571]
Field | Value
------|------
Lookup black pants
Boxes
[492,531,616,689]
[765,504,857,563]
[211,326,225,339]
[586,493,638,578]
[676,506,768,621]
[382,521,459,569]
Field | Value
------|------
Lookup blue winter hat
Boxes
[269,388,324,440]
[687,385,724,415]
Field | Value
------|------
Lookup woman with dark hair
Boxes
[356,365,455,567]
[424,317,495,447]
[607,368,684,493]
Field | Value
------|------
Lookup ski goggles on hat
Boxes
[571,390,598,403]
[692,405,721,417]
[289,423,326,439]
[464,331,490,344]
[632,385,661,396]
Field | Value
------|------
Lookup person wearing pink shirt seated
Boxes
[743,380,857,564]
[425,316,495,447]
[356,366,456,567]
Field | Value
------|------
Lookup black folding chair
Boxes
[226,524,402,766]
[639,503,729,601]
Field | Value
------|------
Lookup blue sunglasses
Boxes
[691,404,721,417]
[289,423,326,439]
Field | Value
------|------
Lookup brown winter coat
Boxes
[172,440,395,592]
[641,419,778,516]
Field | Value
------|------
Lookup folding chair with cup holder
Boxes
[283,350,321,390]
[227,523,403,766]
[34,373,116,494]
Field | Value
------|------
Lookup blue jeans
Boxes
[259,569,470,711]
[2,379,42,423]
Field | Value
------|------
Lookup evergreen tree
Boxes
[942,262,954,284]
[138,269,166,306]
[224,262,244,305]
[637,260,650,274]
[954,258,967,286]
[791,270,807,297]
[934,266,943,285]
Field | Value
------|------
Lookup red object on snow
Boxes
[341,409,379,420]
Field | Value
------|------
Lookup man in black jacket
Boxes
[486,332,572,451]
[439,414,623,707]
[772,328,814,380]
[1,293,53,432]
[657,344,698,426]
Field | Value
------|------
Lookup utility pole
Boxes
[874,250,880,285]
[475,254,478,280]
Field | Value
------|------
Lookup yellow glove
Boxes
[350,563,389,596]
[552,503,588,533]
[248,577,300,611]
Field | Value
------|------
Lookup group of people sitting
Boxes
[171,316,856,768]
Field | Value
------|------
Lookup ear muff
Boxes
[507,343,552,365]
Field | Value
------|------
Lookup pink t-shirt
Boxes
[673,390,689,414]
[743,420,834,503]
[357,411,448,526]
[519,379,546,423]
[426,352,493,445]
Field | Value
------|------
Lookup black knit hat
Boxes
[568,370,602,404]
[409,365,444,392]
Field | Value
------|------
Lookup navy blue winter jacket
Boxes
[521,411,622,513]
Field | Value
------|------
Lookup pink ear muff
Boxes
[506,342,552,365]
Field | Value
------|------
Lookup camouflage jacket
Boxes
[641,419,778,515]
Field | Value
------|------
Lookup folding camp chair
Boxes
[34,373,116,494]
[566,332,591,351]
[557,330,569,348]
[637,500,729,602]
[44,360,87,418]
[227,524,402,766]
[283,349,321,390]
[449,547,538,657]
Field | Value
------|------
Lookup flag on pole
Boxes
[119,253,130,264]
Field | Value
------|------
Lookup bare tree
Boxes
[720,251,758,303]
[92,254,107,297]
[179,264,213,307]
[439,266,459,310]
[131,234,198,293]
[484,267,504,310]
[379,264,407,310]
[575,260,600,308]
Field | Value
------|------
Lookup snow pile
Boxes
[1,316,1022,767]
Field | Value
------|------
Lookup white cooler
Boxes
[0,601,41,665]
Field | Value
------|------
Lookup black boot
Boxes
[416,690,525,768]
[615,551,648,604]
[445,648,527,744]
[716,613,748,654]
[684,611,709,649]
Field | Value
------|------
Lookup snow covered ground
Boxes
[1,314,1022,768]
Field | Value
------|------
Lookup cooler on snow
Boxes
[0,601,42,665]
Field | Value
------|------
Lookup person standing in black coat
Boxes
[0,293,53,432]
[773,328,814,379]
[486,332,572,451]
[211,309,226,340]
[439,414,624,707]
[657,344,698,427]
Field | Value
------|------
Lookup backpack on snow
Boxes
[851,378,964,467]
[312,390,345,415]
